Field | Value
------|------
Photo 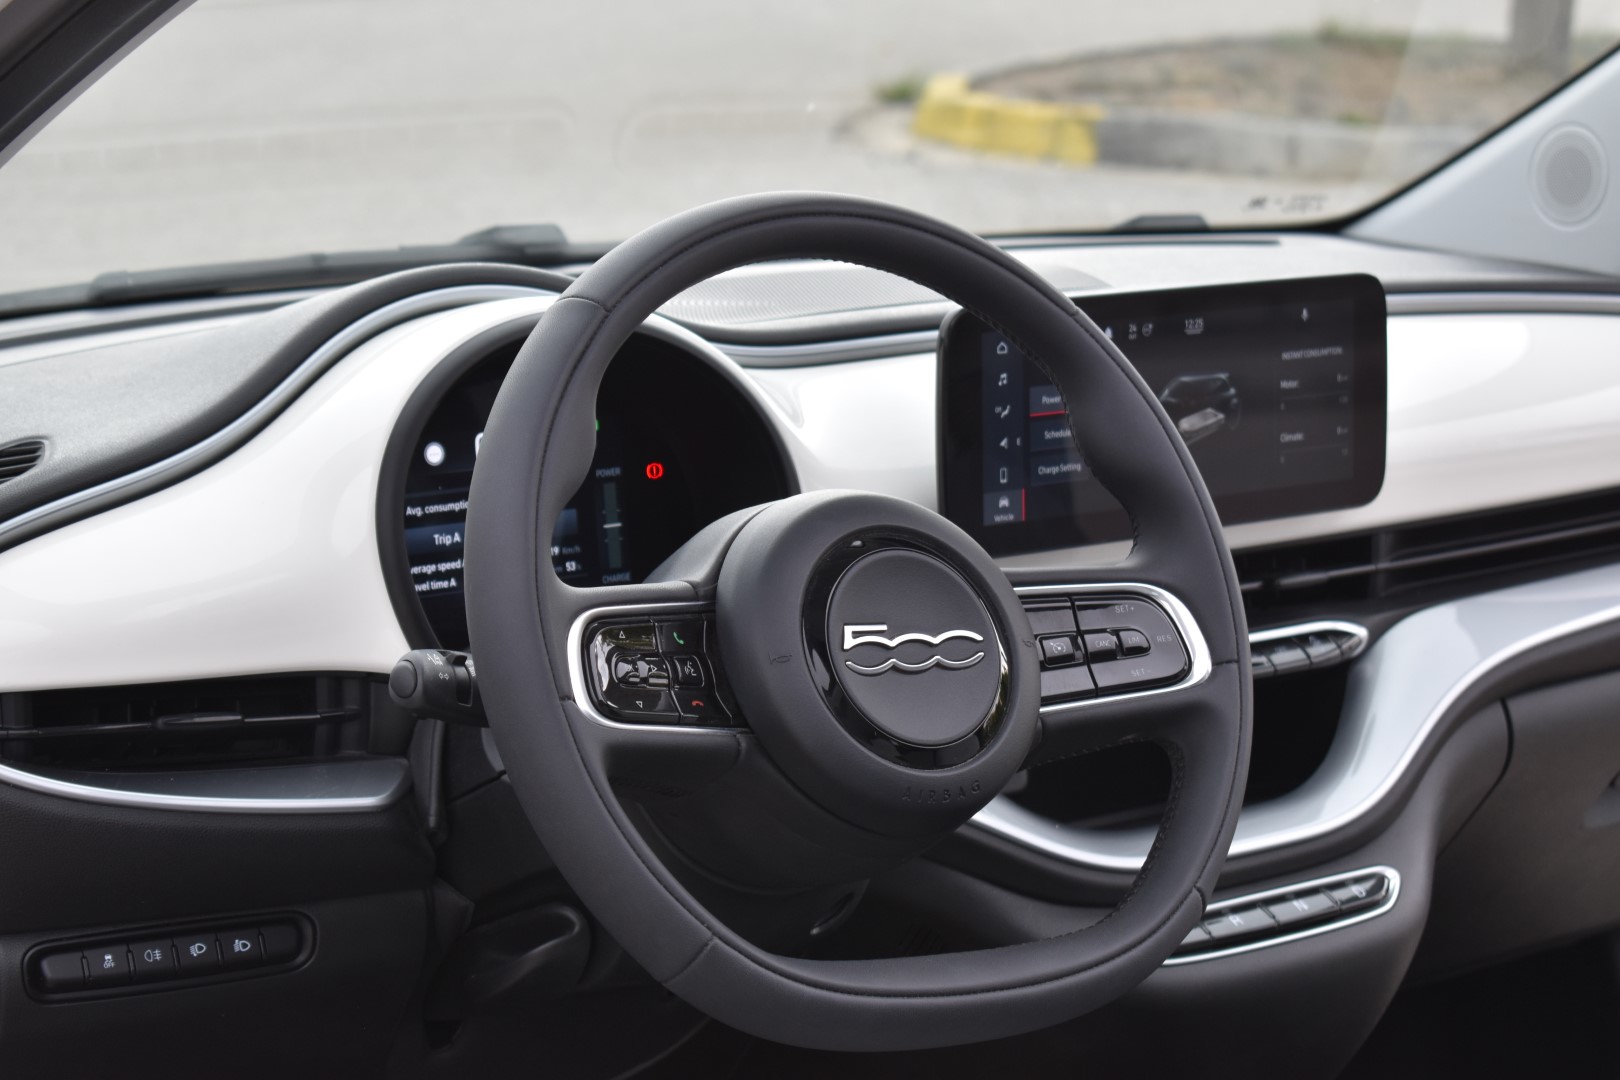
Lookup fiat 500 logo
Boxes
[840,623,985,675]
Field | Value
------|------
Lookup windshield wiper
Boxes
[0,223,604,319]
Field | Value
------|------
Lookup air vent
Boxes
[1236,487,1620,619]
[0,675,371,772]
[0,438,45,484]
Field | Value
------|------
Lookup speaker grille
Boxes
[1532,125,1607,226]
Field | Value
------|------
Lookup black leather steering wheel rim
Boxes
[465,192,1251,1051]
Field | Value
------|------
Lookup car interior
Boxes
[3,1,1620,1077]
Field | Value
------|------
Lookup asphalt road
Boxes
[1,0,1617,294]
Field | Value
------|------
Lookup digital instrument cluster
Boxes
[397,334,792,649]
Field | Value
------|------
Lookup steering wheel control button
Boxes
[1263,892,1338,928]
[130,940,178,981]
[823,548,1001,749]
[669,655,705,687]
[1201,907,1276,944]
[600,685,677,720]
[175,933,220,974]
[599,623,657,652]
[1040,663,1096,702]
[1025,603,1077,637]
[1039,635,1078,666]
[586,614,743,726]
[1117,629,1151,656]
[616,654,671,690]
[674,693,727,722]
[220,930,263,970]
[656,619,705,655]
[1080,632,1119,662]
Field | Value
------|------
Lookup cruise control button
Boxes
[1264,891,1338,928]
[1081,632,1119,662]
[1025,604,1077,637]
[1039,663,1096,702]
[669,654,705,687]
[1039,635,1078,666]
[176,933,221,974]
[220,930,263,970]
[598,623,657,652]
[656,619,705,656]
[1117,629,1151,656]
[131,939,177,981]
[84,946,131,986]
[1327,875,1389,913]
[1201,907,1275,943]
[1091,645,1189,692]
[1077,599,1185,657]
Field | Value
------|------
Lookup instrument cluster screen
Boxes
[402,335,792,649]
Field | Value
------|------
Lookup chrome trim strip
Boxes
[1249,619,1370,660]
[0,284,543,549]
[0,758,410,814]
[565,600,745,734]
[1162,865,1400,966]
[974,562,1620,870]
[1014,583,1214,714]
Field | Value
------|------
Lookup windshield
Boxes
[3,0,1618,296]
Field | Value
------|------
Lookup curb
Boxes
[911,74,1104,165]
[910,72,1472,180]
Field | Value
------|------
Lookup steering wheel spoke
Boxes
[1009,574,1217,766]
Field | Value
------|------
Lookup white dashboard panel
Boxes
[2,299,1618,698]
[750,312,1620,567]
[0,300,530,691]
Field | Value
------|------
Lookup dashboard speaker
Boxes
[1530,124,1607,226]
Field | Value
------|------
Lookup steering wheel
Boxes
[464,193,1250,1052]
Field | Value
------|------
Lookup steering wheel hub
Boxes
[816,543,1004,751]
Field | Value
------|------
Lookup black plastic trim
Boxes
[22,910,315,1003]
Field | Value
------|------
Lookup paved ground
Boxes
[1,0,1617,294]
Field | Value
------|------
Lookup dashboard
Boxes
[384,329,793,649]
[2,233,1620,1077]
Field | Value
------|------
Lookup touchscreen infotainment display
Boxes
[937,275,1386,554]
